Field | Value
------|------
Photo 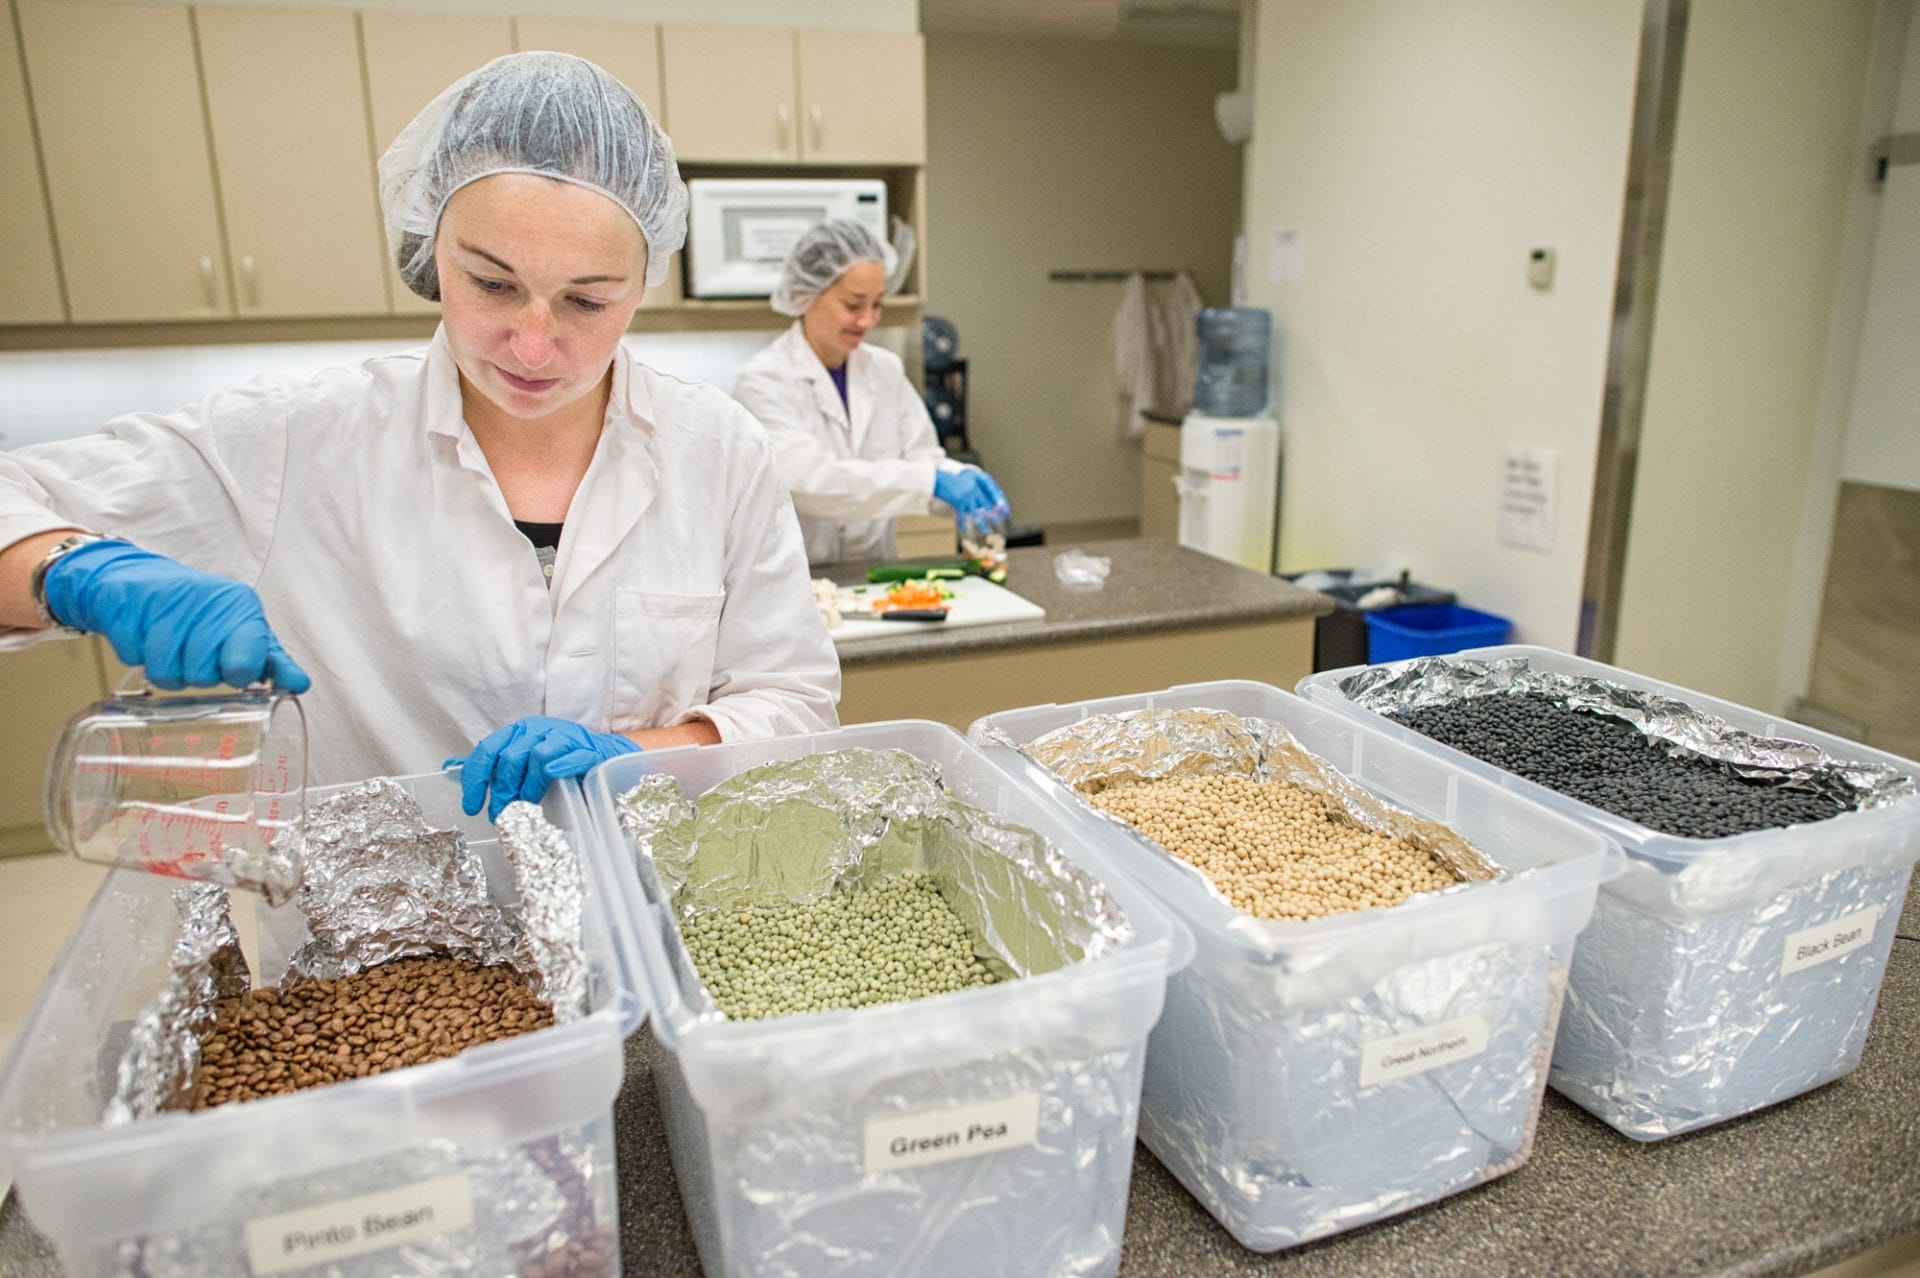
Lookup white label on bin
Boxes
[1781,905,1882,976]
[1358,1014,1491,1089]
[244,1173,473,1274]
[862,1093,1040,1174]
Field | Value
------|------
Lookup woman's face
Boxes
[801,259,888,368]
[435,173,647,423]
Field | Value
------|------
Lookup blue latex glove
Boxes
[42,538,310,692]
[932,467,1010,532]
[447,716,641,820]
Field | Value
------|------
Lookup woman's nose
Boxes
[508,306,557,370]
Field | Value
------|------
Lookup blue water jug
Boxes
[1193,307,1272,418]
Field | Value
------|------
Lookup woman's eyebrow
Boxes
[454,240,626,286]
[456,240,517,274]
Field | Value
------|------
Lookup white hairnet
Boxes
[378,51,687,300]
[770,219,899,317]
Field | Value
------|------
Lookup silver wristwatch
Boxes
[27,531,109,633]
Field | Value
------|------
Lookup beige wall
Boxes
[1243,0,1642,647]
[119,0,917,29]
[924,34,1240,526]
[1839,5,1920,492]
[1614,0,1879,712]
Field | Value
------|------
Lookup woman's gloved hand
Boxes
[41,538,311,692]
[448,716,641,820]
[932,466,1010,531]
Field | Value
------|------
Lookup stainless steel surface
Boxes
[1578,0,1689,661]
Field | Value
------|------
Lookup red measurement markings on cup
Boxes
[127,803,241,879]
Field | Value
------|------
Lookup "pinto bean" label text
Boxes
[245,1174,474,1274]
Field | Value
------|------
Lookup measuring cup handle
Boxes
[112,669,153,697]
[112,670,275,697]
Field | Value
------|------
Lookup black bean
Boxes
[1387,692,1846,840]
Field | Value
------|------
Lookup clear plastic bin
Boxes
[0,773,646,1276]
[969,681,1620,1250]
[1298,645,1920,1139]
[581,721,1191,1278]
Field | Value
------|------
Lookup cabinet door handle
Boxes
[199,255,216,310]
[775,103,790,150]
[809,104,823,150]
[241,255,260,309]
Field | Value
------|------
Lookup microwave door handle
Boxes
[809,104,823,151]
[776,103,791,151]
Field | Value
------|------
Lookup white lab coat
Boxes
[0,330,840,786]
[732,322,955,565]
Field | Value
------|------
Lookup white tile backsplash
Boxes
[0,326,891,449]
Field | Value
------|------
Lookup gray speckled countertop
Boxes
[4,880,1914,1275]
[824,538,1332,667]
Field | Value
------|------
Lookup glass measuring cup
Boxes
[43,674,307,905]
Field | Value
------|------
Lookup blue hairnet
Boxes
[379,51,687,300]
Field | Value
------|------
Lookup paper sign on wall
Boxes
[1499,447,1558,552]
[1268,225,1304,284]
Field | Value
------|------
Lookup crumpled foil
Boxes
[1335,656,1916,811]
[617,747,1131,985]
[1550,857,1911,1139]
[283,777,517,979]
[105,1119,619,1277]
[1139,938,1566,1247]
[616,748,1146,1276]
[1015,707,1505,898]
[102,884,249,1127]
[655,1038,1148,1278]
[92,780,608,1272]
[976,707,1573,1248]
[498,800,590,1022]
[1334,656,1920,1140]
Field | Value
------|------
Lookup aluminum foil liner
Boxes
[654,1039,1148,1278]
[1138,936,1567,1248]
[282,777,517,979]
[497,800,589,1024]
[102,1117,618,1276]
[979,709,1581,1248]
[1016,707,1504,904]
[617,747,1131,987]
[102,885,248,1127]
[1336,656,1916,811]
[1552,855,1913,1139]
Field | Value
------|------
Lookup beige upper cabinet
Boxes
[797,31,925,165]
[17,0,230,322]
[660,25,797,164]
[0,0,65,324]
[362,12,513,315]
[512,17,663,123]
[195,6,387,318]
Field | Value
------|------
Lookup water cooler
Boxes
[1176,308,1281,573]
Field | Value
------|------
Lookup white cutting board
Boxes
[831,576,1046,643]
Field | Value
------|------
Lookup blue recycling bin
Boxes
[1364,604,1512,663]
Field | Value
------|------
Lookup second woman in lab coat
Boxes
[732,220,1008,565]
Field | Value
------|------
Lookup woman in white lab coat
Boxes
[732,220,1009,565]
[0,53,837,816]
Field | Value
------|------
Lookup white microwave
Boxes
[684,178,888,299]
